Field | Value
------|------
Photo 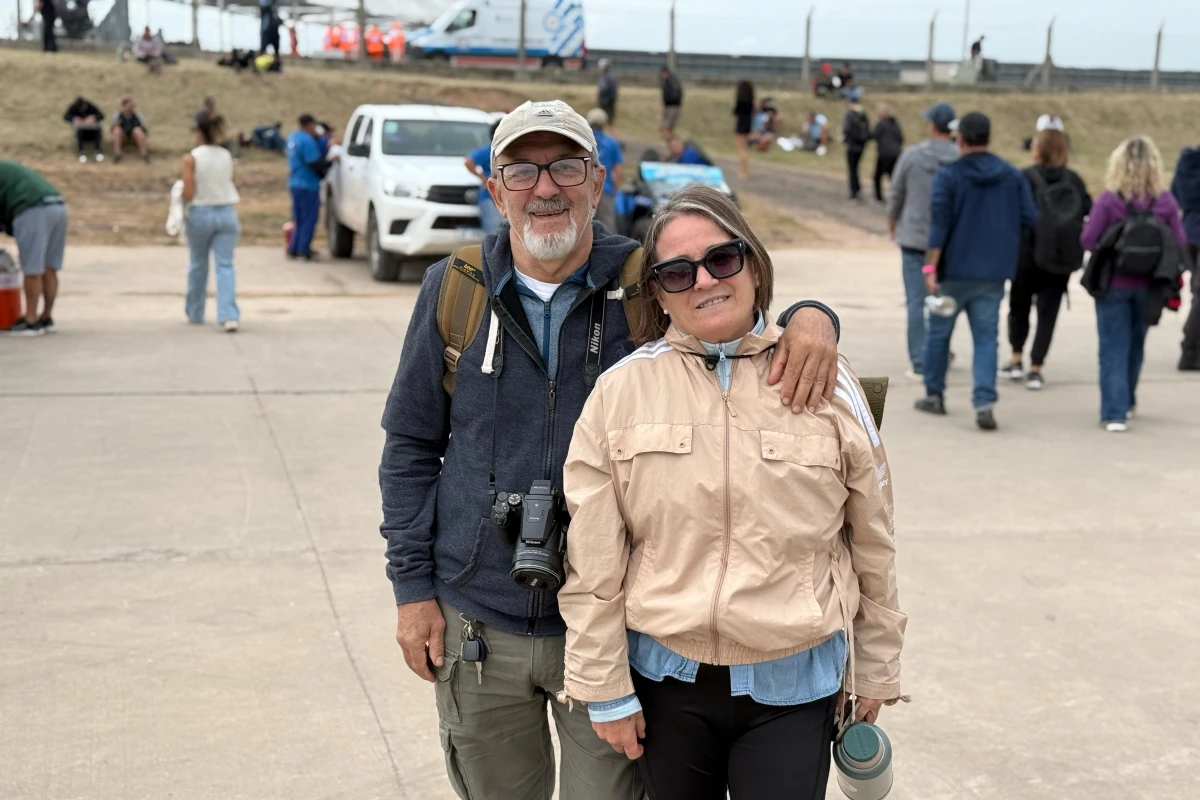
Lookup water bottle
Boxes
[924,293,958,318]
[833,721,893,799]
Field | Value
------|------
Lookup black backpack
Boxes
[845,111,870,147]
[1112,196,1165,277]
[1027,169,1085,274]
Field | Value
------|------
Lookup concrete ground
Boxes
[1,244,1197,800]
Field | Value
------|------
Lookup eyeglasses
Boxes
[651,239,747,293]
[495,157,592,191]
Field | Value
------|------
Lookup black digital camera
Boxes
[491,479,568,591]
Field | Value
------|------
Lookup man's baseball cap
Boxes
[492,100,597,159]
[1036,113,1065,132]
[921,101,956,132]
[955,111,991,144]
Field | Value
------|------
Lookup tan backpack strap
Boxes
[617,247,645,338]
[436,245,488,396]
[856,377,889,430]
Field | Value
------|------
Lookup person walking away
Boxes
[597,59,619,135]
[1000,129,1091,390]
[733,81,754,178]
[1081,136,1189,431]
[63,97,104,162]
[28,0,57,52]
[872,103,903,203]
[111,97,150,164]
[659,67,683,138]
[916,112,1038,431]
[286,114,333,260]
[587,108,624,232]
[1169,142,1200,370]
[379,98,844,800]
[183,113,241,332]
[559,186,906,800]
[887,102,958,381]
[841,97,870,201]
[464,119,503,235]
[0,160,68,336]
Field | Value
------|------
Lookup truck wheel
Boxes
[368,211,401,282]
[631,216,651,244]
[326,195,355,258]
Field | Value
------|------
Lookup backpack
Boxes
[435,246,891,428]
[1027,170,1085,274]
[1112,197,1165,277]
[844,110,870,148]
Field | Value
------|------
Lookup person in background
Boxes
[597,59,619,136]
[872,103,903,204]
[1169,141,1200,371]
[182,113,241,333]
[195,97,241,158]
[28,0,58,52]
[802,111,829,153]
[259,0,280,56]
[1082,136,1189,431]
[1000,129,1091,391]
[666,135,711,166]
[0,160,68,336]
[917,111,1037,431]
[841,96,871,201]
[285,113,335,260]
[131,26,164,70]
[587,108,624,232]
[733,80,754,178]
[748,98,779,152]
[63,97,104,163]
[111,97,150,164]
[659,66,683,138]
[887,101,958,381]
[464,119,503,235]
[836,62,855,97]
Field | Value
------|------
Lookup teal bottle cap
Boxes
[842,724,881,764]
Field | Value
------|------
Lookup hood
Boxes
[910,138,959,174]
[480,222,641,296]
[1173,147,1200,206]
[957,151,1010,186]
[380,155,481,187]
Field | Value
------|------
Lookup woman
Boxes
[1169,142,1200,370]
[559,186,906,799]
[1000,128,1091,390]
[732,81,754,179]
[1081,136,1188,432]
[465,119,503,235]
[183,112,241,332]
[872,103,903,203]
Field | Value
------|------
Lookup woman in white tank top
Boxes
[182,112,241,332]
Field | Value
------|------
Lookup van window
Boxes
[381,120,490,157]
[445,9,476,32]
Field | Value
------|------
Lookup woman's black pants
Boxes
[1008,266,1071,366]
[634,666,837,800]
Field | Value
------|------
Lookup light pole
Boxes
[517,0,527,73]
[668,0,676,73]
[961,0,970,59]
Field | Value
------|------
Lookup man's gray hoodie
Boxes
[887,138,960,252]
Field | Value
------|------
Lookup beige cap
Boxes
[492,100,597,160]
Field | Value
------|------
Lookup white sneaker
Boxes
[78,154,87,163]
[222,320,240,333]
[903,368,923,382]
[1105,422,1127,433]
[95,153,104,162]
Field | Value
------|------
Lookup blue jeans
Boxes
[185,205,240,324]
[477,192,502,235]
[900,248,926,371]
[289,187,320,257]
[923,279,1005,410]
[1095,287,1149,423]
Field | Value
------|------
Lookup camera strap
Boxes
[582,286,607,388]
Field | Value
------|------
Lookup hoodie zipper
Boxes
[708,350,738,664]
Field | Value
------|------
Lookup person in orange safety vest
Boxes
[365,24,385,60]
[324,24,343,52]
[386,22,406,63]
[341,24,360,58]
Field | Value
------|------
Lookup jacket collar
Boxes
[665,314,781,357]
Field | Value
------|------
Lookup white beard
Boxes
[519,205,596,261]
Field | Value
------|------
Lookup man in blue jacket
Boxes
[285,114,332,260]
[916,111,1037,430]
[379,99,843,800]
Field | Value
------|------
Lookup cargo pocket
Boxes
[433,649,462,725]
[439,724,474,799]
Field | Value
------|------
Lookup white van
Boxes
[406,0,586,68]
[324,104,493,282]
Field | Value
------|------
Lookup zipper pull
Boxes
[548,380,556,411]
[722,391,738,417]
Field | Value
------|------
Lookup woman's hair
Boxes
[195,111,225,145]
[1105,135,1164,198]
[877,101,892,117]
[631,186,774,345]
[1032,129,1069,167]
[736,80,754,105]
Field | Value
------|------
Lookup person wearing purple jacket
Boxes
[1080,136,1189,432]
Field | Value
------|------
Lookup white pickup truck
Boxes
[324,104,494,281]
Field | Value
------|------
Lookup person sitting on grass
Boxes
[63,97,105,163]
[112,97,150,164]
[131,26,164,72]
[747,99,779,152]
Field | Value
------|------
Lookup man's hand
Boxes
[856,697,885,724]
[396,600,446,682]
[924,272,938,296]
[769,306,839,413]
[592,711,646,760]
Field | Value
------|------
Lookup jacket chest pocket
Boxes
[608,424,694,506]
[759,430,840,470]
[608,424,693,462]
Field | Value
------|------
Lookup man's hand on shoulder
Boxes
[770,306,839,413]
[396,599,446,682]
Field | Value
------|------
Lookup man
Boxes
[887,101,958,380]
[28,0,57,52]
[0,160,68,337]
[196,97,241,158]
[586,108,623,232]
[916,111,1038,431]
[803,110,829,153]
[286,114,333,260]
[379,99,843,800]
[1170,139,1200,370]
[63,97,105,162]
[748,98,779,151]
[111,97,150,164]
[596,59,619,134]
[258,0,281,56]
[665,135,711,166]
[841,96,871,201]
[658,66,683,138]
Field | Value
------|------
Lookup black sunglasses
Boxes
[651,239,747,293]
[495,156,592,191]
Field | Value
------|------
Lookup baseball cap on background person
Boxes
[1036,113,1065,132]
[921,101,956,133]
[955,111,991,145]
[585,108,609,129]
[491,100,597,160]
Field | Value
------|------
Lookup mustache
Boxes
[524,196,573,214]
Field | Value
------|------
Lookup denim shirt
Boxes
[496,261,591,378]
[587,312,847,723]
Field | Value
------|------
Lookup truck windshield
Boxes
[381,120,490,157]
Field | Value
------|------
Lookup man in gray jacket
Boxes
[887,102,958,379]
